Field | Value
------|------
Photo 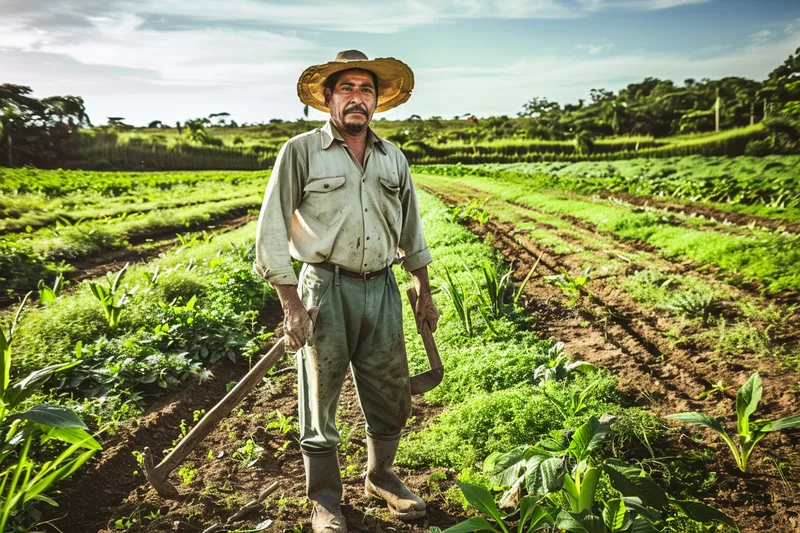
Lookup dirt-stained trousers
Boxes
[295,262,412,456]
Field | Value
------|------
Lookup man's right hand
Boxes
[274,284,314,351]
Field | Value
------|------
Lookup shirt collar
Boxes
[320,118,386,154]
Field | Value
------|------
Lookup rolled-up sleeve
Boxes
[253,140,305,286]
[397,162,432,272]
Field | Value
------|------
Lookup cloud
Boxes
[750,29,773,45]
[577,0,712,12]
[575,42,614,55]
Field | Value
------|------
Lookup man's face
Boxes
[325,69,377,135]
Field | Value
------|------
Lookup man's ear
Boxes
[324,88,331,106]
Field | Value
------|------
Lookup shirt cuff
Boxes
[401,248,433,272]
[252,262,299,286]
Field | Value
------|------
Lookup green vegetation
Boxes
[669,373,800,472]
[414,156,800,220]
[415,172,800,293]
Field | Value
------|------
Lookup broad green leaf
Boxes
[602,499,626,532]
[760,415,800,432]
[670,499,739,532]
[569,417,610,461]
[578,467,601,513]
[629,516,662,533]
[8,405,88,429]
[736,373,762,436]
[457,482,505,526]
[4,361,81,407]
[42,426,102,450]
[525,456,564,496]
[666,412,726,435]
[484,446,533,488]
[442,516,501,533]
[555,510,606,533]
[604,460,668,510]
[518,497,553,533]
[621,497,661,522]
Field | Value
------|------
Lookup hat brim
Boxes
[297,57,414,113]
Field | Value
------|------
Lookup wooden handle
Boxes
[407,288,443,370]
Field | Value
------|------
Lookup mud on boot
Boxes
[364,436,426,520]
[304,453,348,533]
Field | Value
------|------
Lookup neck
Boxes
[332,119,369,145]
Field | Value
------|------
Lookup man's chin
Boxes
[343,116,369,134]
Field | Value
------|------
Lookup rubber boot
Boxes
[364,437,426,520]
[304,453,347,532]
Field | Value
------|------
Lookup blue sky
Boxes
[1,0,798,126]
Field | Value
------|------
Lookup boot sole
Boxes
[364,486,426,521]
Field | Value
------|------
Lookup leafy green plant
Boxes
[542,378,602,419]
[544,266,591,306]
[232,437,264,468]
[37,274,64,305]
[436,482,553,533]
[668,372,800,472]
[0,295,101,531]
[87,263,134,328]
[533,351,596,384]
[482,417,737,532]
[665,291,716,321]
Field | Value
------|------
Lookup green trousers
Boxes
[296,263,412,456]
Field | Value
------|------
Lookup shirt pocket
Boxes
[301,176,347,228]
[377,176,402,227]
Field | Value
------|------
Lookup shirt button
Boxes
[364,263,368,267]
[366,236,370,240]
[323,184,330,189]
[364,208,368,212]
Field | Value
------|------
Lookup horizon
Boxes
[2,0,799,127]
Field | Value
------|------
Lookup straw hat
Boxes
[297,50,414,113]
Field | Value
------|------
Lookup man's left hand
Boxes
[414,289,440,334]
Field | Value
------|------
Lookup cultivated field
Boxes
[0,156,798,533]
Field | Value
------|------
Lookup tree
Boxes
[148,120,163,129]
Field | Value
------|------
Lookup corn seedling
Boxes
[542,378,602,419]
[512,252,543,306]
[441,266,474,337]
[544,266,591,306]
[37,273,64,305]
[88,263,133,328]
[668,372,800,473]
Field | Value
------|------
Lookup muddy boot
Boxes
[304,453,347,532]
[364,437,426,520]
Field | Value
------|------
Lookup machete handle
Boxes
[406,288,442,370]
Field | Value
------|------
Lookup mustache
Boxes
[344,105,368,116]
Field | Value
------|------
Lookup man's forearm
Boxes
[273,283,304,311]
[410,265,432,295]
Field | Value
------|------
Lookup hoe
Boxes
[144,288,443,499]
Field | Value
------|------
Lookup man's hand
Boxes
[274,284,314,351]
[414,288,440,334]
[410,265,439,334]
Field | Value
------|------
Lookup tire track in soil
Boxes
[420,184,800,533]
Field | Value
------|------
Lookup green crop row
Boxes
[414,155,800,215]
[415,173,800,294]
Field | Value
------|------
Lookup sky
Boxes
[1,0,799,126]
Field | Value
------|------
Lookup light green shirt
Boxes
[254,119,432,286]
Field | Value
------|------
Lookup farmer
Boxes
[253,50,439,532]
